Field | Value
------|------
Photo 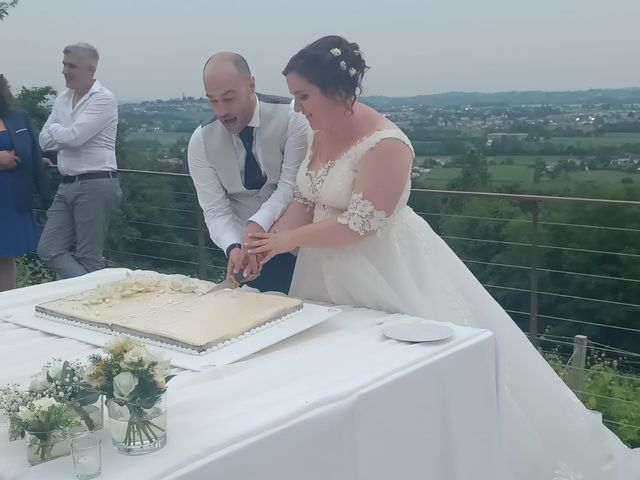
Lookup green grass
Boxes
[415,165,533,186]
[128,131,190,145]
[417,155,572,168]
[415,165,638,189]
[547,132,640,147]
[171,110,211,122]
[410,140,443,155]
[487,155,572,166]
[489,165,533,183]
[568,170,637,184]
[414,155,454,166]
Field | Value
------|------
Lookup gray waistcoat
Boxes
[201,94,291,222]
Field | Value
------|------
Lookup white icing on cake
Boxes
[35,272,303,354]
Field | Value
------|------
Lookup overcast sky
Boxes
[2,0,639,102]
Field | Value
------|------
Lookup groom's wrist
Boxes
[226,243,241,257]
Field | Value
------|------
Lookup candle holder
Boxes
[71,433,101,479]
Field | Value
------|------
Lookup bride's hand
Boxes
[245,231,295,265]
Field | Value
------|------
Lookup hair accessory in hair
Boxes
[348,67,358,77]
[339,61,347,70]
[353,50,361,56]
[330,48,342,57]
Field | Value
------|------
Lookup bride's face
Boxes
[287,72,344,131]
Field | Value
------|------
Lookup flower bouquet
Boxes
[13,397,78,465]
[0,384,34,441]
[86,336,174,455]
[30,359,103,434]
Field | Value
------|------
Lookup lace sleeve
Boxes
[336,134,413,238]
[337,191,389,237]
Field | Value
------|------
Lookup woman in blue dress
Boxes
[0,74,49,291]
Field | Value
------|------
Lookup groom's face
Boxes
[204,64,256,135]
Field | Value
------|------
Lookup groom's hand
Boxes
[227,247,248,277]
[242,222,266,279]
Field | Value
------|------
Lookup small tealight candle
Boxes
[71,434,102,479]
[75,455,100,476]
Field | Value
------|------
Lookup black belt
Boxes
[61,171,117,183]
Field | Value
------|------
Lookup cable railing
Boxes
[33,166,640,446]
[86,168,640,342]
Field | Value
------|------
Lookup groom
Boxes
[187,52,309,294]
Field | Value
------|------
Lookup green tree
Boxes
[533,158,544,184]
[103,124,227,281]
[14,86,57,131]
[0,0,19,20]
[448,148,492,191]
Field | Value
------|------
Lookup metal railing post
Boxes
[529,201,540,347]
[569,335,588,400]
[196,207,207,280]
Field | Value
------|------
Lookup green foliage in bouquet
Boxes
[30,359,101,431]
[0,385,34,440]
[12,397,77,434]
[86,336,174,448]
[12,398,78,463]
[85,336,174,406]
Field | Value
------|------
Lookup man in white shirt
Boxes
[188,52,309,293]
[38,43,121,279]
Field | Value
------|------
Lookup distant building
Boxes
[609,158,639,169]
[486,132,529,146]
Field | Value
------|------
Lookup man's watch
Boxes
[226,243,242,257]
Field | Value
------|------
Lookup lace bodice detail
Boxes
[294,128,414,235]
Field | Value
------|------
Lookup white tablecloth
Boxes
[0,270,507,480]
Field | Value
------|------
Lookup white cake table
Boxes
[0,269,507,480]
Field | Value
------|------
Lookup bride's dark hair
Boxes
[0,74,14,118]
[283,35,369,111]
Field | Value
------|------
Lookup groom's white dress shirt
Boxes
[188,94,309,253]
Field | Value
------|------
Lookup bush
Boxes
[16,254,54,288]
[545,350,640,448]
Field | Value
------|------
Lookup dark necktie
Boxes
[239,126,266,190]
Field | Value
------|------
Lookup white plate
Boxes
[382,320,454,343]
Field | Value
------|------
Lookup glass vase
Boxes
[25,429,71,466]
[69,393,104,436]
[107,393,167,455]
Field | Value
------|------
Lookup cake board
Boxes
[1,290,339,372]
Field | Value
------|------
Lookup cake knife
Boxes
[201,271,245,295]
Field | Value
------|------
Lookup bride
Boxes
[246,35,639,479]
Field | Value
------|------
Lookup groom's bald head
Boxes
[204,52,251,78]
[202,52,256,134]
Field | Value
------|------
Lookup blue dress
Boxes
[0,130,40,257]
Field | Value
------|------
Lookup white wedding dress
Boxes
[290,128,639,480]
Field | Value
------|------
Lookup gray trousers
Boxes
[38,177,122,279]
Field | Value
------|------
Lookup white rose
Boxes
[47,363,64,381]
[32,397,58,411]
[154,375,166,390]
[154,360,171,377]
[84,364,97,379]
[87,376,105,389]
[113,372,139,400]
[105,336,141,356]
[17,405,35,422]
[29,371,50,392]
[83,365,105,389]
[122,346,153,367]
